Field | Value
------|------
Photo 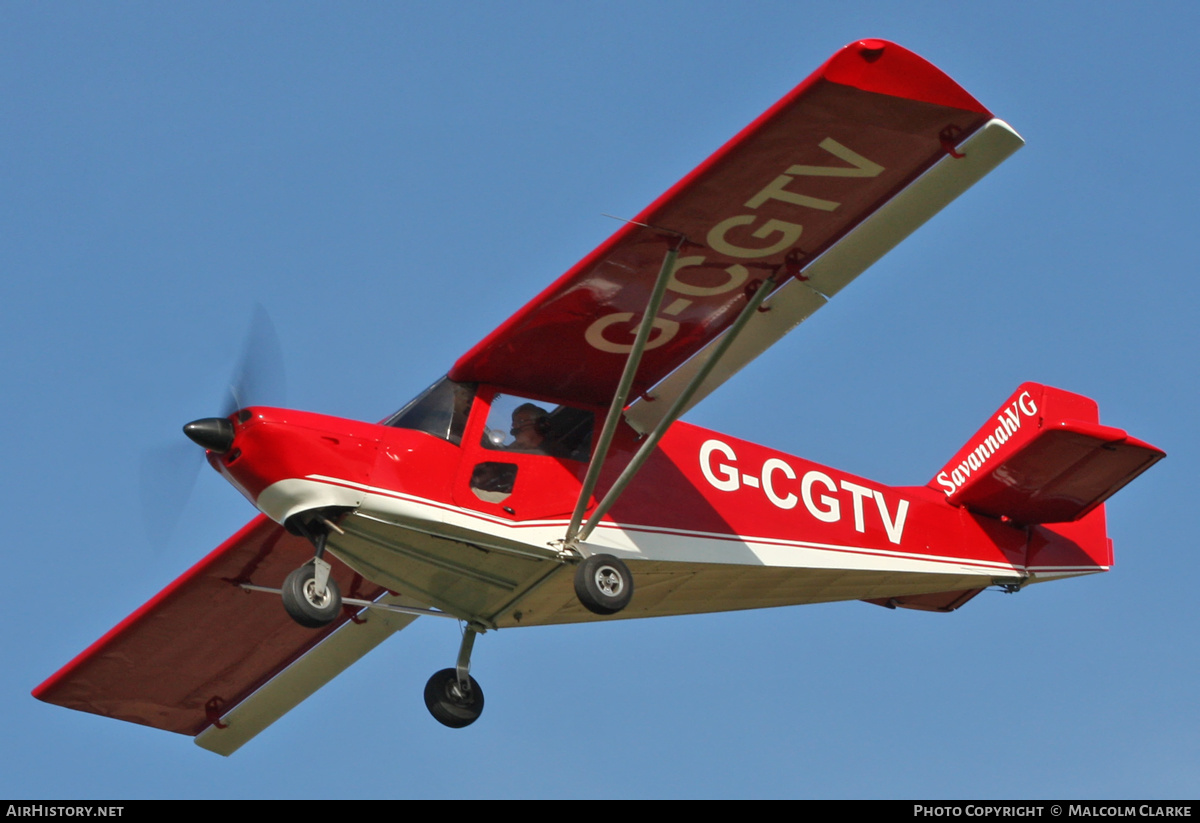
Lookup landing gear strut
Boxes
[281,521,343,629]
[424,626,485,728]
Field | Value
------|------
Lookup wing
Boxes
[33,516,410,755]
[450,39,1022,420]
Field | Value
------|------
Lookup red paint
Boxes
[32,41,1163,747]
[452,39,992,406]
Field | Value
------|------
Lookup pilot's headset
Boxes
[511,403,551,436]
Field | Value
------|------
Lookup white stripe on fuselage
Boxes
[248,474,1073,579]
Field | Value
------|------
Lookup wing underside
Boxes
[33,516,398,751]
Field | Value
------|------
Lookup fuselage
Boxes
[206,381,1108,627]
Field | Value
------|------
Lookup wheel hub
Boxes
[446,680,472,705]
[303,578,332,608]
[595,566,623,597]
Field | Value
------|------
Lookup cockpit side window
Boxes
[385,376,477,445]
[479,393,593,461]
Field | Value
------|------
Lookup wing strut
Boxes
[568,271,779,548]
[564,237,685,547]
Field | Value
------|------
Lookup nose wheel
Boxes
[281,560,342,628]
[281,521,343,629]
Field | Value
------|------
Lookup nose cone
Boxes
[183,418,236,453]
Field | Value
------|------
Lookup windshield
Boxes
[384,376,476,445]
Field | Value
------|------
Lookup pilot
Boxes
[509,403,550,453]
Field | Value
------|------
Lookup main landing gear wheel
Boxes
[281,563,342,628]
[574,554,633,615]
[424,668,485,728]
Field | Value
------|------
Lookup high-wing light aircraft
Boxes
[35,39,1164,754]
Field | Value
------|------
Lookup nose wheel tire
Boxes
[281,564,342,629]
[574,554,633,615]
[424,668,485,728]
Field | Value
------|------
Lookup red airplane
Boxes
[35,39,1164,754]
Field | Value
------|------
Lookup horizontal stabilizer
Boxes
[930,383,1164,524]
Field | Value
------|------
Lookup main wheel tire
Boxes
[574,554,633,615]
[423,668,485,728]
[281,564,342,629]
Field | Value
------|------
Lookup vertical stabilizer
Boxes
[929,383,1163,525]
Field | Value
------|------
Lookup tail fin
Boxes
[929,382,1164,525]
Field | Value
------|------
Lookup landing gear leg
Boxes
[424,626,485,728]
[281,525,343,629]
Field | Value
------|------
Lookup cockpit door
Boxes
[452,387,594,522]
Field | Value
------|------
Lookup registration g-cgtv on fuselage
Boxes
[35,39,1164,753]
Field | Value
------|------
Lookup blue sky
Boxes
[5,1,1197,799]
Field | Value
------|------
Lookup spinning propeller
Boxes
[140,305,287,548]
